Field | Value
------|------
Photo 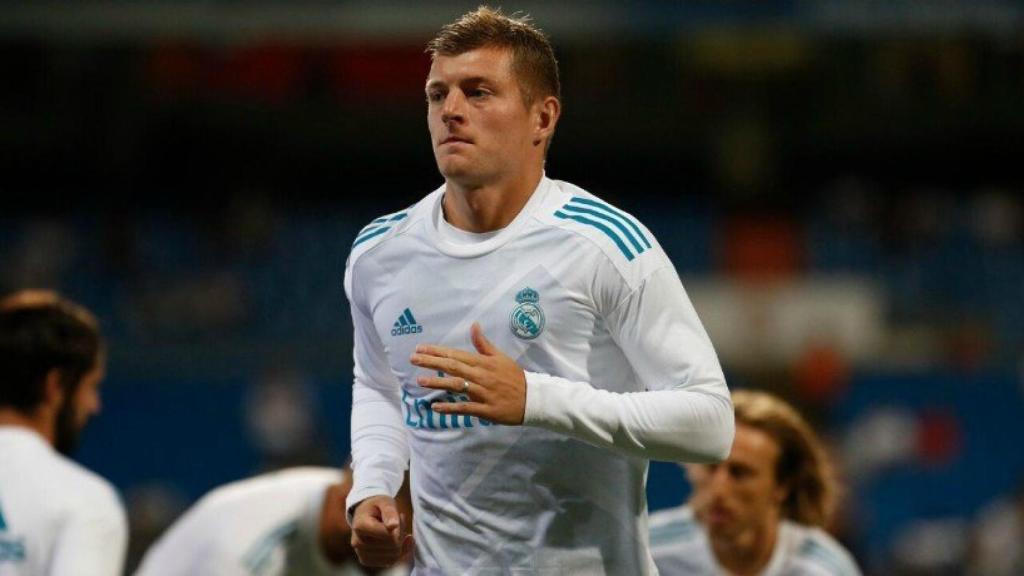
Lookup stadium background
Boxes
[2,1,1023,574]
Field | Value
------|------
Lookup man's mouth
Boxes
[705,505,734,525]
[694,498,735,525]
[441,136,472,145]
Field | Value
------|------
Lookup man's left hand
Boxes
[411,322,527,425]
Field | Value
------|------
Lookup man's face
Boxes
[686,423,787,540]
[54,354,105,455]
[426,47,539,187]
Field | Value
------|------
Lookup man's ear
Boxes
[41,369,66,409]
[533,96,561,146]
[772,480,791,507]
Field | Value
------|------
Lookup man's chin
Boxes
[54,413,86,456]
[54,431,82,456]
[438,163,485,187]
[438,156,468,172]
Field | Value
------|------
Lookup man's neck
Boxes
[442,167,543,233]
[710,519,780,576]
[0,409,54,445]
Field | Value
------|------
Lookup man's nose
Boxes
[707,467,731,494]
[441,91,465,125]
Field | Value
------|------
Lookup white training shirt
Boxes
[649,506,862,576]
[344,177,734,575]
[135,467,403,576]
[0,425,127,576]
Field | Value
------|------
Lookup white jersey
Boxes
[649,507,861,576]
[345,177,734,575]
[0,426,127,576]
[135,467,403,576]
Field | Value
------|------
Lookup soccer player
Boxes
[134,466,411,576]
[344,7,734,574]
[649,390,861,575]
[0,289,128,575]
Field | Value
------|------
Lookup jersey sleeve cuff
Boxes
[522,371,561,428]
[345,485,394,524]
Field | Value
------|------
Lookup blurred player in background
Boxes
[0,289,128,575]
[345,7,733,574]
[969,479,1024,576]
[135,466,412,576]
[650,390,860,575]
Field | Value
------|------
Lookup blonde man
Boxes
[344,6,733,575]
[650,390,861,575]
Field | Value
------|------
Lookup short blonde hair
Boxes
[427,6,561,106]
[732,390,839,528]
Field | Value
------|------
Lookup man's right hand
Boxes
[351,495,413,568]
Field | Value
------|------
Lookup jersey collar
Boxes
[426,175,553,259]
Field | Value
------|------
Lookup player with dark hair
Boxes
[0,289,127,575]
[344,7,733,574]
[650,390,860,575]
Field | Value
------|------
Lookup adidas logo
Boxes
[391,308,423,336]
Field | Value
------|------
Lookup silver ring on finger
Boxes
[462,380,470,394]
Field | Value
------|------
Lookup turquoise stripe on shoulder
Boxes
[555,210,635,261]
[561,203,646,254]
[355,225,385,240]
[568,196,652,249]
[362,211,408,232]
[352,226,390,249]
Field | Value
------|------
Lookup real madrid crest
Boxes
[510,287,545,340]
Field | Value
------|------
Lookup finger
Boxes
[414,344,482,366]
[470,322,497,356]
[353,497,386,523]
[355,540,405,553]
[431,401,489,419]
[355,526,396,544]
[416,375,466,393]
[410,354,481,380]
[381,502,401,534]
[353,517,394,541]
[353,534,405,559]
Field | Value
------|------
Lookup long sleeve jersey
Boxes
[0,426,127,576]
[649,506,862,576]
[344,177,734,575]
[134,467,405,576]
